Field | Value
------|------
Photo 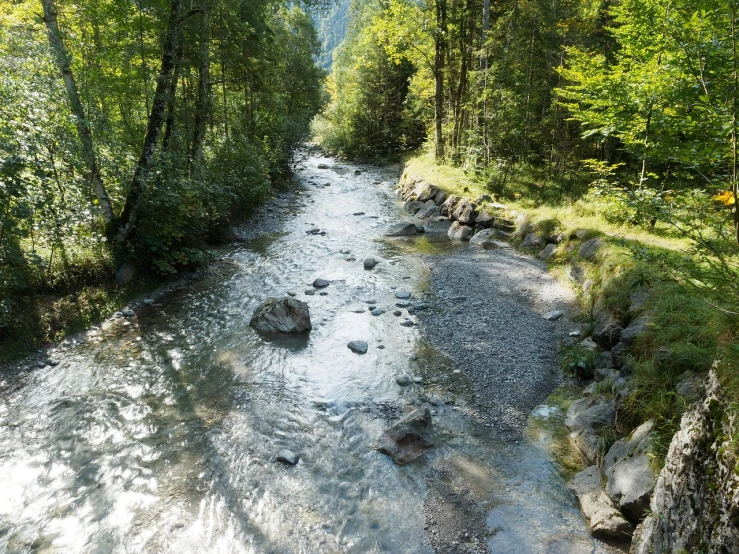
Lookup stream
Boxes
[0,155,613,553]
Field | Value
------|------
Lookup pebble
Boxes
[393,310,402,316]
[36,361,46,368]
[276,449,299,466]
[370,308,385,316]
[395,290,411,299]
[313,278,330,288]
[395,301,410,308]
[319,292,329,296]
[399,320,415,327]
[353,212,365,216]
[304,290,316,296]
[345,257,356,262]
[287,291,297,297]
[413,377,423,384]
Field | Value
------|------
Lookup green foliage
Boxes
[0,0,325,349]
[560,344,598,380]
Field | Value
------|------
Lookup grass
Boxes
[402,148,739,468]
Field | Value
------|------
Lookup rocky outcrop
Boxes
[424,217,453,234]
[521,232,544,250]
[440,194,461,217]
[415,200,439,219]
[579,238,603,261]
[567,465,633,541]
[250,297,312,333]
[565,397,616,463]
[375,408,434,464]
[603,421,657,521]
[631,368,739,554]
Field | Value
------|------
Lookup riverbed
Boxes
[0,155,615,553]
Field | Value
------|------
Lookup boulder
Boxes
[475,210,496,228]
[538,243,557,260]
[567,465,633,541]
[415,200,439,219]
[403,199,424,214]
[610,341,633,372]
[423,217,453,235]
[521,232,544,250]
[440,194,461,217]
[250,297,312,333]
[448,221,474,241]
[469,228,497,246]
[317,163,330,169]
[474,194,493,204]
[312,278,330,288]
[347,340,368,354]
[565,397,616,463]
[579,238,603,261]
[415,182,439,202]
[604,420,657,521]
[620,314,650,345]
[675,371,706,404]
[375,408,434,464]
[592,311,624,349]
[434,190,448,205]
[451,198,477,224]
[384,222,421,237]
[481,239,511,249]
[628,288,651,316]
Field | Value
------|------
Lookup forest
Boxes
[0,0,325,351]
[317,0,739,241]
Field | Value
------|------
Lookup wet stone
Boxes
[400,320,415,328]
[395,291,411,300]
[304,290,316,296]
[371,308,385,316]
[276,449,299,465]
[347,341,368,354]
[313,278,330,288]
[364,258,379,270]
[397,375,412,386]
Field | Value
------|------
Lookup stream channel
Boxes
[0,155,615,553]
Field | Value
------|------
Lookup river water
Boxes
[0,156,611,553]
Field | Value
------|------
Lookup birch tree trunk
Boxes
[40,0,114,225]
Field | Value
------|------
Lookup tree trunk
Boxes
[40,0,114,225]
[481,0,490,70]
[434,0,447,162]
[117,0,184,247]
[191,0,211,167]
[162,44,183,152]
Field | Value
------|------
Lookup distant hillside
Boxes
[314,0,350,70]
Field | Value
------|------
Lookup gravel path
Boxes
[417,244,576,442]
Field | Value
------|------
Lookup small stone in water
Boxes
[276,449,299,466]
[313,278,330,288]
[409,354,418,361]
[395,290,411,299]
[287,291,297,297]
[319,291,329,296]
[396,375,412,386]
[371,308,385,316]
[400,320,415,327]
[413,377,423,384]
[36,361,46,368]
[353,212,365,216]
[304,289,316,296]
[364,258,379,270]
[347,341,368,354]
[393,310,402,316]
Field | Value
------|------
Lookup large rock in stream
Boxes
[375,408,434,464]
[567,465,633,541]
[250,297,312,333]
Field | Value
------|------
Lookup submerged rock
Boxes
[364,257,379,270]
[375,408,434,464]
[250,297,312,333]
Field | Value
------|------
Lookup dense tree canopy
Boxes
[0,0,325,333]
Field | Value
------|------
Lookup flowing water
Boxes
[0,156,611,553]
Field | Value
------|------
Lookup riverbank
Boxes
[396,155,739,551]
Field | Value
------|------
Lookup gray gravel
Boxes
[417,245,575,442]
